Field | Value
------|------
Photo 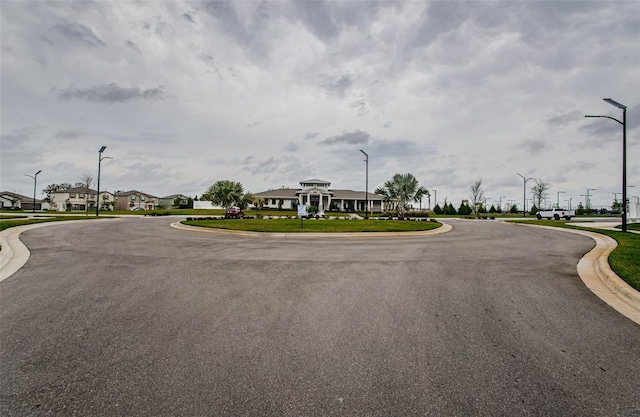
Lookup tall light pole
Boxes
[586,188,596,211]
[586,98,627,232]
[96,146,112,216]
[359,149,368,219]
[432,190,437,212]
[498,196,506,213]
[517,173,532,217]
[556,191,565,208]
[24,170,42,213]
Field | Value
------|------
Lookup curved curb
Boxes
[170,221,452,238]
[515,223,640,325]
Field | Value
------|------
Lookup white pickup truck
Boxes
[536,208,575,220]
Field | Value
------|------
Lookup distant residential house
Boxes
[159,194,189,209]
[0,191,47,211]
[49,187,114,212]
[114,190,159,211]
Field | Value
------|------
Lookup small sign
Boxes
[297,205,307,217]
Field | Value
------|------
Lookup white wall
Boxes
[193,201,224,209]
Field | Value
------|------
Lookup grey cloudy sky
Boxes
[1,0,638,208]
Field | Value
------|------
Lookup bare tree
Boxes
[531,179,552,209]
[78,172,94,216]
[469,178,485,214]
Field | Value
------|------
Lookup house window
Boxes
[142,196,146,201]
[79,193,84,199]
[131,196,136,201]
[70,193,75,198]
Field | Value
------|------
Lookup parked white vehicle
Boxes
[536,208,575,220]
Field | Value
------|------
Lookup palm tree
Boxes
[203,180,246,209]
[374,186,395,211]
[375,173,427,218]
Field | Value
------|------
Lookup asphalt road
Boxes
[1,218,639,416]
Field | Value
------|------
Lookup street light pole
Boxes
[24,170,42,213]
[586,188,596,211]
[432,190,437,212]
[359,149,369,219]
[556,191,565,208]
[517,173,533,217]
[96,146,108,216]
[585,98,627,232]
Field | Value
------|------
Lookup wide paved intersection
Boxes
[1,217,639,416]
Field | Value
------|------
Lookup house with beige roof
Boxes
[252,179,384,214]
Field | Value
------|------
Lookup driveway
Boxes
[1,218,639,416]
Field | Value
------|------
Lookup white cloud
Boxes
[1,1,638,208]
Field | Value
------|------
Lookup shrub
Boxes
[406,211,430,218]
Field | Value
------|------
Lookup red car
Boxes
[225,207,244,219]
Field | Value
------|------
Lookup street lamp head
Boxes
[603,98,626,110]
[35,170,42,176]
[359,149,368,157]
[99,146,107,153]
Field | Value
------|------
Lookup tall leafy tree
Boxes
[375,173,428,218]
[203,180,251,209]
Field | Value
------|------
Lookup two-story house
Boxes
[49,187,115,212]
[114,190,159,211]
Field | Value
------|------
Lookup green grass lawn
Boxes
[182,218,441,233]
[509,219,640,292]
[0,216,107,231]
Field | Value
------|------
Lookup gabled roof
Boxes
[252,188,299,199]
[51,186,97,194]
[0,191,45,203]
[300,179,331,185]
[160,193,189,199]
[115,190,159,198]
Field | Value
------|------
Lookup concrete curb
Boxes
[170,221,453,237]
[515,223,640,325]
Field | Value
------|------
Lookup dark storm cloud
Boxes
[52,20,105,47]
[319,130,370,146]
[58,83,166,104]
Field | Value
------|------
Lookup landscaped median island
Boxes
[181,218,442,233]
[509,219,640,292]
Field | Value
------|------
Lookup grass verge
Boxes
[182,218,441,233]
[509,220,640,292]
[0,216,106,231]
